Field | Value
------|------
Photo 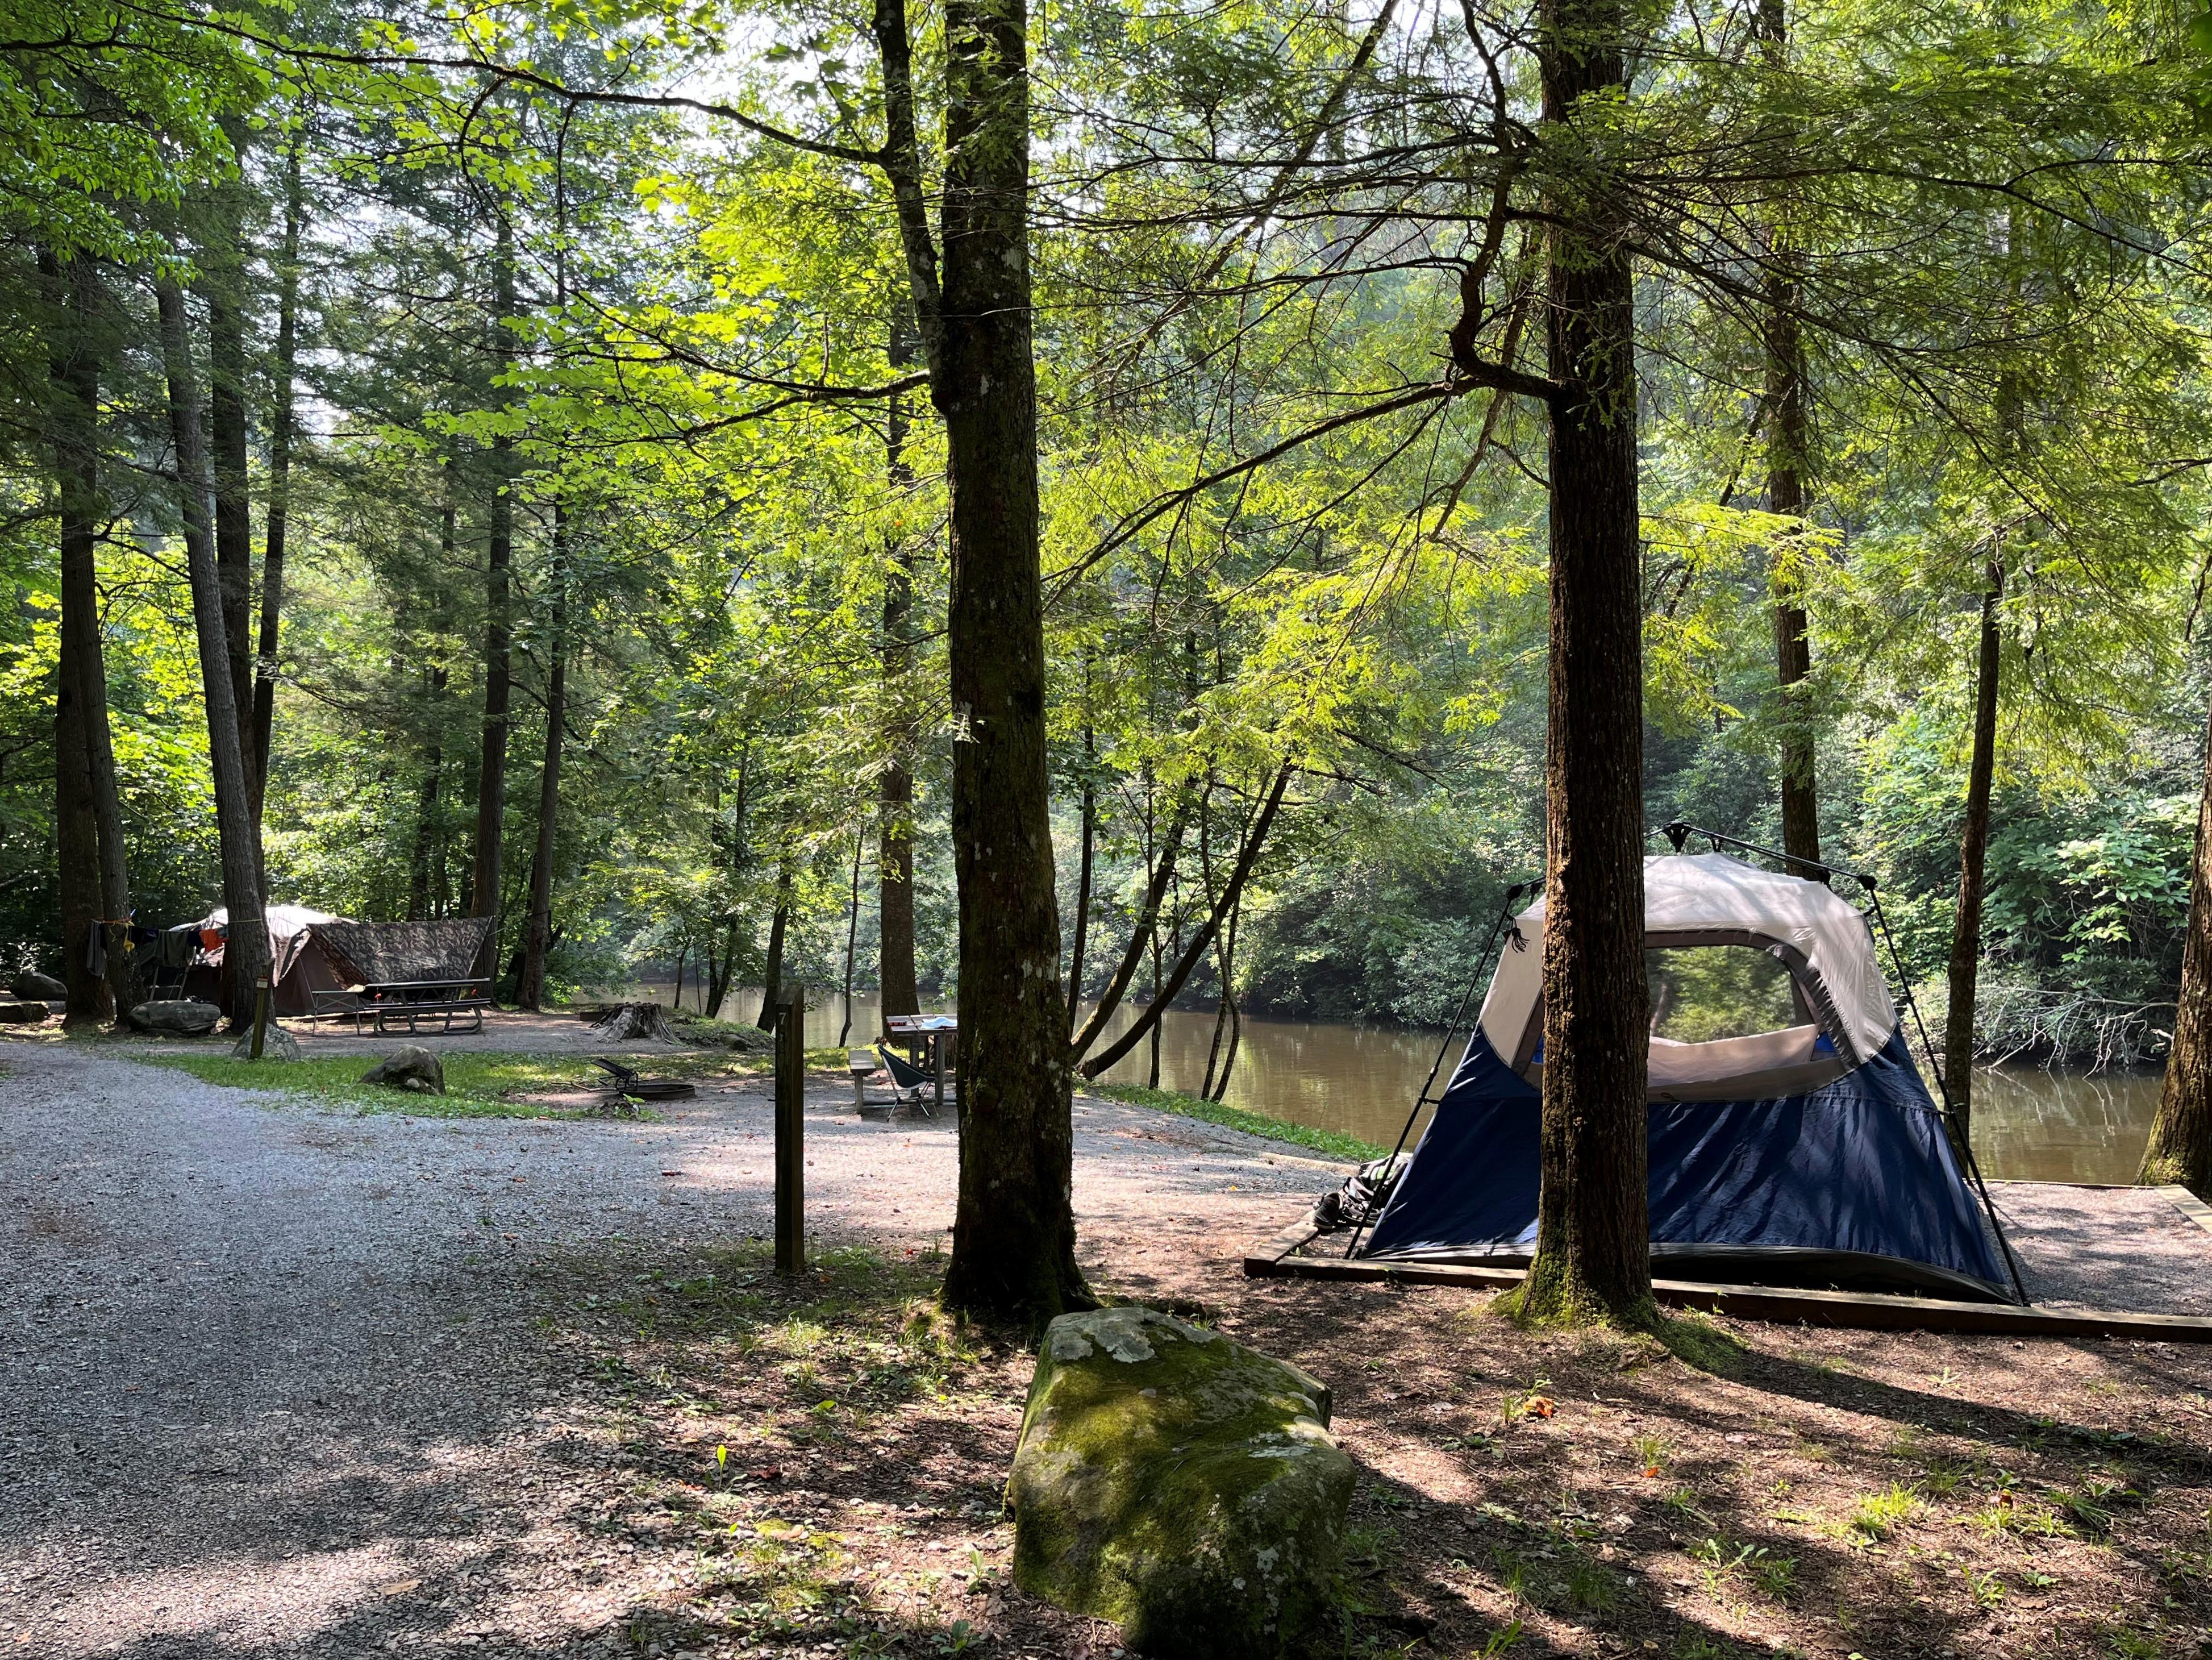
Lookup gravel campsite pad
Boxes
[6,1038,2212,1659]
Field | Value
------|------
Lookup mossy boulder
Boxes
[1007,1305,1353,1659]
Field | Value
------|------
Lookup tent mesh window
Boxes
[1646,945,1807,1043]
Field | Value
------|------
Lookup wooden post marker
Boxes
[250,972,273,1060]
[774,982,805,1277]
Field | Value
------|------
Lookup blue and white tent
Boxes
[1360,852,2018,1302]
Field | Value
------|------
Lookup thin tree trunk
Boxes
[879,305,920,1023]
[1146,918,1163,1089]
[1199,804,1242,1101]
[707,913,739,1021]
[874,0,1087,1323]
[1207,892,1246,1105]
[1069,793,1192,1058]
[1757,0,1820,881]
[251,132,305,827]
[2142,683,2212,1196]
[518,509,568,1011]
[710,747,752,1020]
[203,133,259,827]
[760,864,791,1033]
[156,275,269,1023]
[1066,713,1095,1027]
[1516,0,1653,1328]
[841,825,863,1045]
[1944,563,2004,1143]
[674,941,687,1014]
[470,213,516,981]
[1078,763,1291,1078]
[407,664,447,920]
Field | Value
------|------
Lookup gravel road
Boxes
[0,1041,1337,1658]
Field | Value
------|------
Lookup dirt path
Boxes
[0,1043,1332,1658]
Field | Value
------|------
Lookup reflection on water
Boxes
[1968,1063,2161,1184]
[636,979,2163,1183]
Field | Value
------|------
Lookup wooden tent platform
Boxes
[1245,1181,2212,1343]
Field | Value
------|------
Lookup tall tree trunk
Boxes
[1066,713,1095,1026]
[1516,0,1653,1327]
[251,132,305,827]
[407,668,446,922]
[156,276,269,1022]
[470,213,516,981]
[879,306,921,1022]
[2141,683,2212,1196]
[874,0,1086,1323]
[760,863,791,1032]
[203,132,259,830]
[518,510,568,1011]
[42,249,109,1026]
[841,824,863,1045]
[1757,0,1819,881]
[1943,563,2004,1143]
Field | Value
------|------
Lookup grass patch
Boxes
[132,1050,610,1116]
[1844,1483,1922,1542]
[1083,1080,1388,1160]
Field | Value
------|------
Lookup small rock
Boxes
[0,1000,48,1024]
[10,970,65,1000]
[1009,1305,1353,1660]
[230,1024,302,1061]
[360,1045,445,1095]
[127,1000,222,1036]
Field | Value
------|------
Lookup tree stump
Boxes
[589,1001,675,1042]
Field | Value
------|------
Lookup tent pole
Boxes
[1864,889,2032,1307]
[1344,879,1532,1259]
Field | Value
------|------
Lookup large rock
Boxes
[11,970,65,1001]
[127,1000,221,1037]
[361,1046,444,1095]
[1008,1307,1354,1659]
[0,1001,48,1025]
[230,1024,302,1061]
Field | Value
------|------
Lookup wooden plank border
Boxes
[1244,1240,2212,1342]
[2156,1183,2212,1241]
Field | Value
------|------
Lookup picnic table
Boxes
[884,1013,957,1117]
[309,977,491,1035]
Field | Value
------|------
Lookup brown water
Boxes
[649,983,2162,1183]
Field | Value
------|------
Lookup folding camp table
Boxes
[883,1013,957,1117]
